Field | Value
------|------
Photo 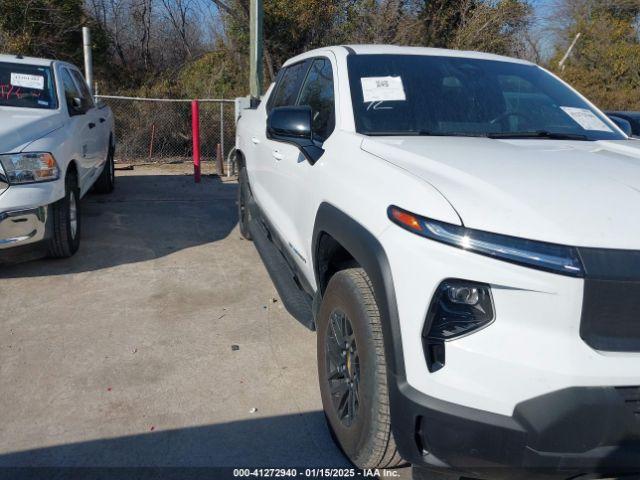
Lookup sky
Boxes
[532,0,555,14]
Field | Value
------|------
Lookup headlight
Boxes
[0,152,59,184]
[388,205,584,277]
[423,279,495,372]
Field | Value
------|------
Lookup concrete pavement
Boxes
[1,165,394,476]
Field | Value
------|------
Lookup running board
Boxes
[249,218,315,331]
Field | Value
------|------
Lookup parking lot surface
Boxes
[1,165,399,474]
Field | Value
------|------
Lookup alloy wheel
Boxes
[326,309,360,427]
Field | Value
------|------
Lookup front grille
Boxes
[581,278,640,351]
[616,387,640,421]
[578,248,640,352]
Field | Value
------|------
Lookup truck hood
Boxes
[361,136,640,249]
[0,107,65,153]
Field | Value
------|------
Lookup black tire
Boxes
[93,143,115,194]
[48,171,81,258]
[317,268,405,469]
[238,167,252,240]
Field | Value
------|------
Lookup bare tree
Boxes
[159,0,195,57]
[451,0,532,57]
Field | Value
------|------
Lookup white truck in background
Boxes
[0,54,115,260]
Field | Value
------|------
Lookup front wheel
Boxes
[48,171,81,258]
[317,268,404,469]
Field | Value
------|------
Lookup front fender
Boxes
[25,123,77,185]
[312,202,405,378]
[312,202,430,460]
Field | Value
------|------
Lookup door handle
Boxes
[272,151,284,161]
[88,122,96,129]
[251,137,260,145]
[99,118,106,123]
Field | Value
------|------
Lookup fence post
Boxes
[192,100,201,183]
[82,27,94,96]
[216,143,224,176]
[148,123,156,161]
[220,102,225,171]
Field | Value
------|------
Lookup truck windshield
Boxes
[0,62,58,110]
[347,54,625,141]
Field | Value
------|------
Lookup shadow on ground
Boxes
[0,173,238,278]
[0,412,351,479]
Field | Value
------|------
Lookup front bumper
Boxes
[0,180,63,255]
[0,206,50,250]
[392,377,640,479]
[379,225,640,477]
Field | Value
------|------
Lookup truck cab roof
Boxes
[283,44,535,67]
[0,54,77,70]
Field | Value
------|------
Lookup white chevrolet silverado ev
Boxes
[235,45,640,479]
[0,55,115,260]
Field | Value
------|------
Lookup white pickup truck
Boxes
[236,45,640,479]
[0,54,115,260]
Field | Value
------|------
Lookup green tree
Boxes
[0,0,109,74]
[551,0,640,110]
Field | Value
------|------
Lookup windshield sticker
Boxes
[560,107,612,132]
[361,76,406,103]
[10,73,45,90]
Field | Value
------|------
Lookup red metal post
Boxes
[191,100,201,183]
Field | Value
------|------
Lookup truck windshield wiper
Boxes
[362,131,486,137]
[363,130,591,140]
[416,131,487,137]
[487,131,591,141]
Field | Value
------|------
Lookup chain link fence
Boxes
[96,96,236,169]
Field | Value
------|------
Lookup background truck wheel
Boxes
[94,144,115,194]
[317,268,405,469]
[48,171,81,258]
[238,167,252,240]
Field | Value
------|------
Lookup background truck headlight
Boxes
[0,153,60,184]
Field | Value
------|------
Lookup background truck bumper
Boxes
[391,375,640,479]
[0,206,50,250]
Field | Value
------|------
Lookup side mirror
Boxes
[267,106,323,164]
[608,115,632,137]
[68,97,85,115]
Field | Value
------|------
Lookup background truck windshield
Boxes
[347,54,625,141]
[0,62,57,110]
